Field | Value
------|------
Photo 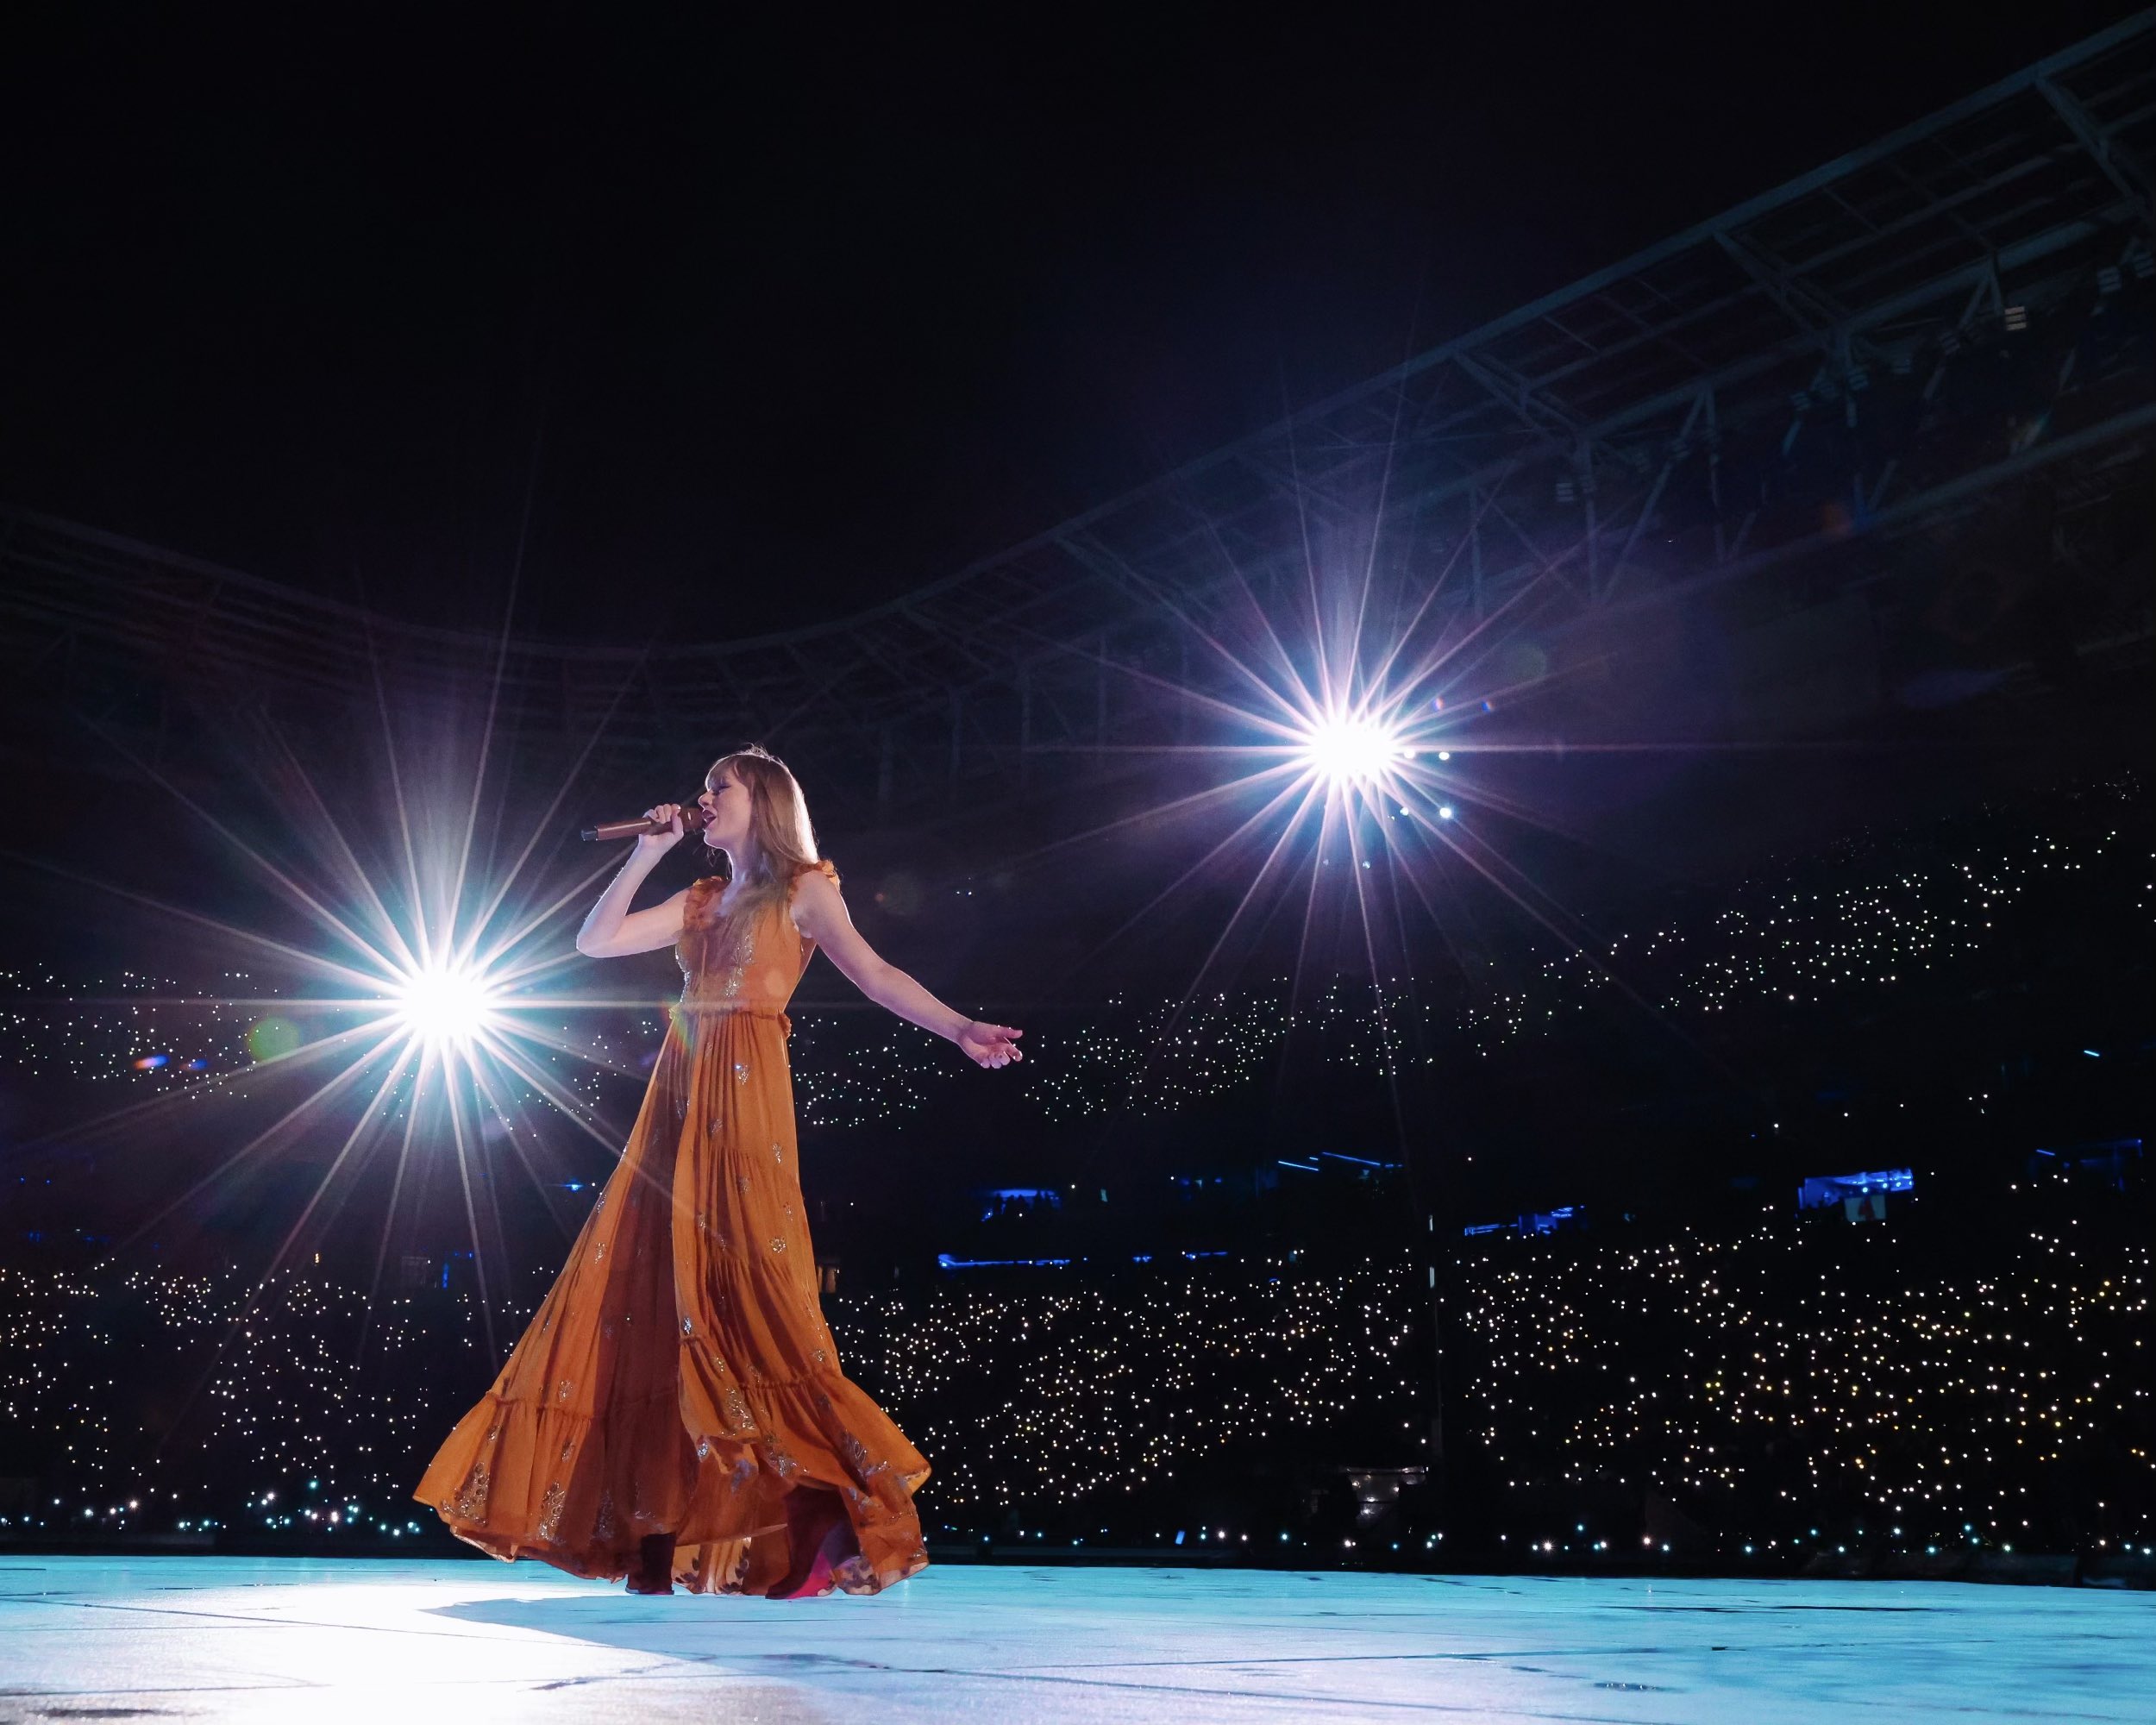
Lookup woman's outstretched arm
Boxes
[790,868,1021,1069]
[575,804,693,957]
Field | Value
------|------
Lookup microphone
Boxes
[580,805,712,843]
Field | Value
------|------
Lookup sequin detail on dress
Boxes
[536,1482,567,1541]
[452,1465,489,1521]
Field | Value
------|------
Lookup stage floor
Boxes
[0,1556,2148,1722]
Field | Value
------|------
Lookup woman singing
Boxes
[414,744,1021,1597]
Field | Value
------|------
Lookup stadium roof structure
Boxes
[4,13,2153,800]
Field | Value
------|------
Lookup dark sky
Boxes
[3,3,2142,641]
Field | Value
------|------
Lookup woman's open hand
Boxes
[635,803,686,858]
[957,1021,1023,1069]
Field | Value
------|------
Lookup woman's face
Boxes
[699,766,750,851]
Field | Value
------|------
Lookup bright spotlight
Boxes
[1300,714,1402,786]
[1438,805,1455,820]
[392,960,502,1051]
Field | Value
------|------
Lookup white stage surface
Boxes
[0,1555,2148,1722]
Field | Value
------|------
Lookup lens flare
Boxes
[390,959,503,1051]
[1299,712,1404,786]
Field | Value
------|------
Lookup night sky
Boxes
[4,4,2140,644]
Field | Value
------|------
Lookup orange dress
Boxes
[413,861,930,1595]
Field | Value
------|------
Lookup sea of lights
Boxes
[0,1208,2144,1559]
[3,781,2138,1136]
[0,762,2140,1560]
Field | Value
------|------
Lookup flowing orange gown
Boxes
[413,861,930,1595]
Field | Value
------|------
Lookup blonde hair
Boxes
[705,744,822,915]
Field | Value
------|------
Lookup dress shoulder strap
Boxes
[682,875,730,930]
[787,857,841,899]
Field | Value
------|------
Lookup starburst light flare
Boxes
[1029,484,1620,1019]
[25,616,703,1400]
[1299,711,1406,787]
[389,956,505,1052]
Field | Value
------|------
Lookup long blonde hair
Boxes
[706,743,822,916]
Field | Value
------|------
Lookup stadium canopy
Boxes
[4,14,2152,797]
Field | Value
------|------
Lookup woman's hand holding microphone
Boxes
[634,803,686,859]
